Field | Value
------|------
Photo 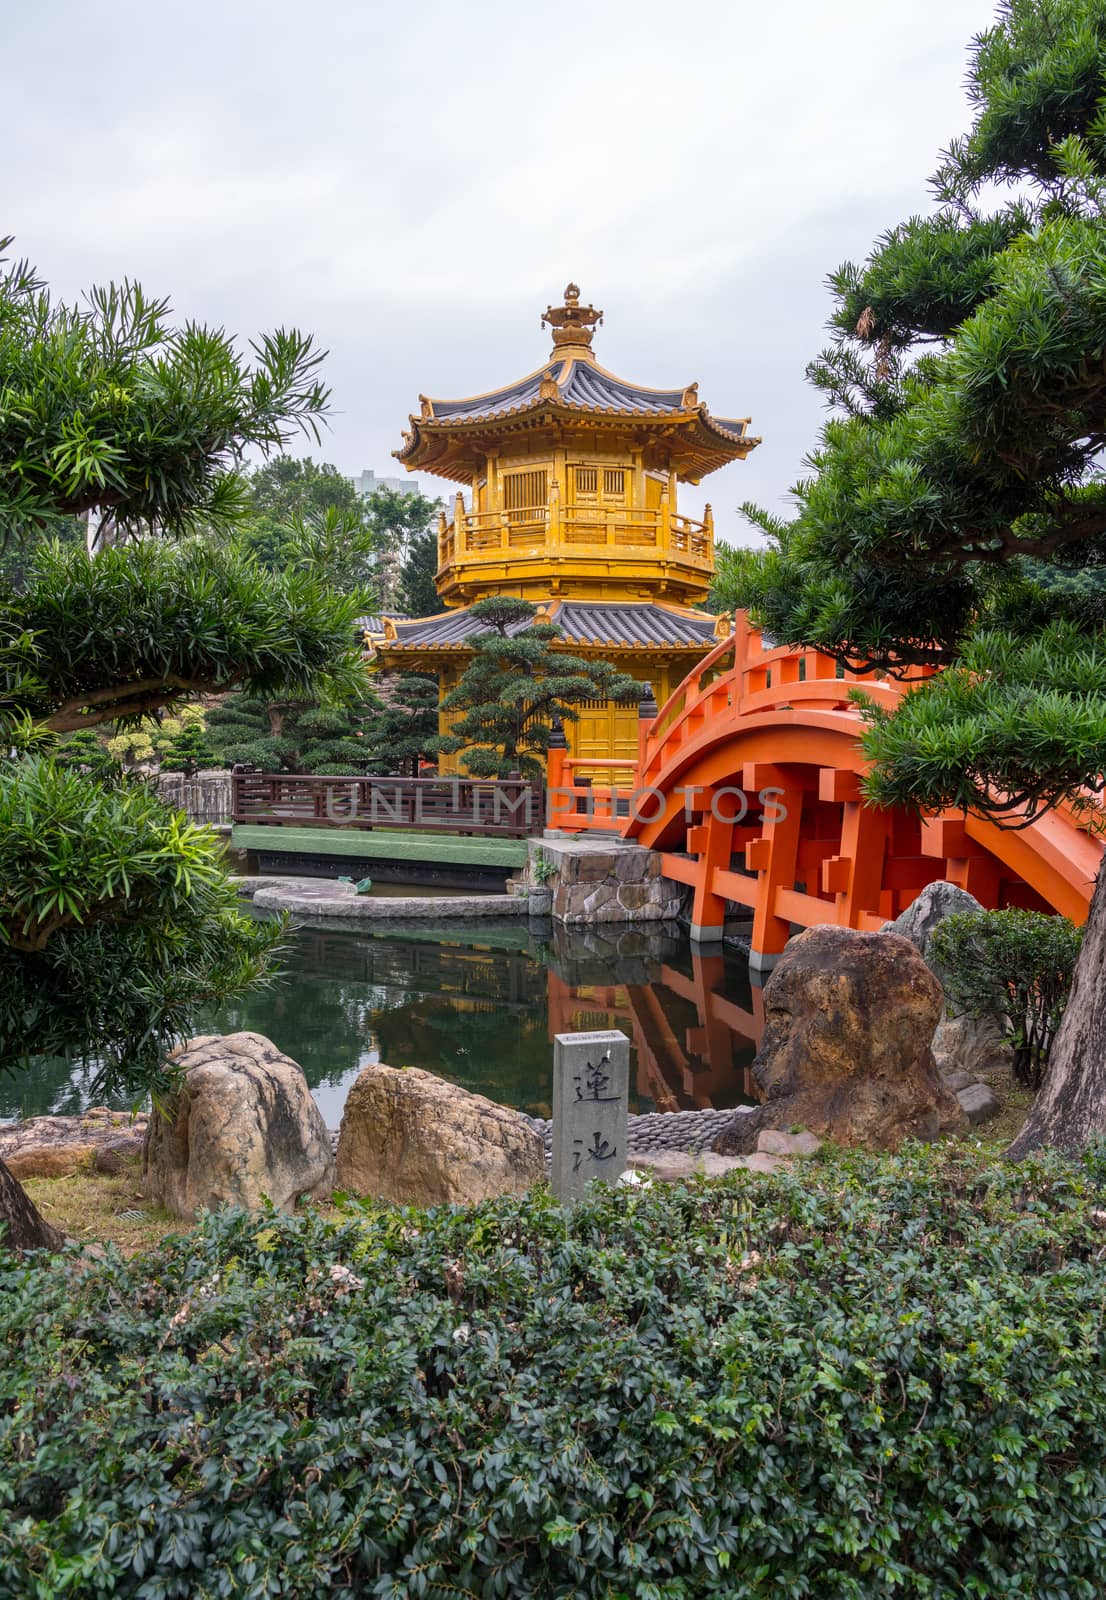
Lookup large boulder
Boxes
[882,880,983,967]
[336,1063,545,1206]
[714,926,963,1154]
[143,1033,334,1219]
[884,881,1013,1083]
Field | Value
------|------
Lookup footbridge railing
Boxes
[231,770,543,839]
[548,614,1104,968]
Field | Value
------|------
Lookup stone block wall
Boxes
[525,837,689,924]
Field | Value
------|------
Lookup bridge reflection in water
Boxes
[213,918,761,1125]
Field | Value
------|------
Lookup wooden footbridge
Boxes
[548,615,1103,969]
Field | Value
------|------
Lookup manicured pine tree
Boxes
[713,0,1106,1155]
[157,720,217,777]
[364,674,440,775]
[203,692,379,775]
[436,596,640,779]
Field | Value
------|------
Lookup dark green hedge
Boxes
[2,1146,1106,1598]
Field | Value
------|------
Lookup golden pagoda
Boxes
[376,285,759,771]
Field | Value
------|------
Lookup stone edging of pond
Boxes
[235,877,530,920]
[323,1106,753,1162]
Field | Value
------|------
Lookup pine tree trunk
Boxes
[1008,865,1106,1157]
[0,1156,65,1253]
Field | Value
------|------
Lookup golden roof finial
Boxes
[542,282,603,358]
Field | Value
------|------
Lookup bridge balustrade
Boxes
[231,770,543,839]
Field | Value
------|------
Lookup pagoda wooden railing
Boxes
[231,770,543,838]
[437,502,713,569]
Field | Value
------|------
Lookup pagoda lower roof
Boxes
[394,355,758,483]
[357,612,409,638]
[379,599,723,653]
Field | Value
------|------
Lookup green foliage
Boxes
[237,462,377,597]
[531,848,558,885]
[400,524,441,617]
[246,456,364,523]
[204,692,379,775]
[363,673,440,775]
[0,239,327,546]
[855,622,1106,824]
[438,597,639,779]
[0,516,83,594]
[711,0,1106,822]
[105,705,208,772]
[931,908,1082,1087]
[3,1145,1106,1595]
[2,537,370,736]
[51,730,118,784]
[0,757,284,1090]
[158,721,216,777]
[0,245,361,1100]
[364,485,442,611]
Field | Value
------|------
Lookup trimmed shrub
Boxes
[931,908,1083,1088]
[2,1147,1106,1597]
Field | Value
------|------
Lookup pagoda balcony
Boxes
[436,499,714,598]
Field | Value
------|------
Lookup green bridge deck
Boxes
[230,824,529,870]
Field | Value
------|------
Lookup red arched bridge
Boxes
[548,615,1102,969]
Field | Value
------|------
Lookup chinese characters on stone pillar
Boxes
[551,1030,630,1205]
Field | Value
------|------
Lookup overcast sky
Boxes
[7,0,998,544]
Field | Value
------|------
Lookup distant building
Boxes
[349,468,425,500]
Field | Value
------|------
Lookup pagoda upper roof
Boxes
[393,285,760,484]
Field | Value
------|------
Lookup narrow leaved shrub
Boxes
[930,908,1082,1087]
[1,1147,1105,1598]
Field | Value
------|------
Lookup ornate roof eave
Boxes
[395,401,760,483]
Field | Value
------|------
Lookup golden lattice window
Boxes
[503,469,547,513]
[574,466,598,496]
[603,468,625,496]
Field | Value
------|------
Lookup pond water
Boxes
[1,919,764,1126]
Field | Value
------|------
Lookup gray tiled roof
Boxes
[557,602,717,647]
[388,601,717,651]
[426,359,689,424]
[357,613,409,635]
[558,364,685,413]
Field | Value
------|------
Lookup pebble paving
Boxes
[328,1106,748,1163]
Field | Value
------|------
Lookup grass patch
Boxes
[21,1157,177,1256]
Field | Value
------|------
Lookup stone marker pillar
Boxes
[551,1030,630,1205]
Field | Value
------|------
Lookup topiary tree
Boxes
[931,909,1082,1089]
[204,692,379,774]
[364,674,441,776]
[436,596,639,780]
[0,240,368,1249]
[158,719,217,777]
[51,730,119,785]
[712,0,1106,1156]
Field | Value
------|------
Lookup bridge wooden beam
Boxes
[825,801,894,928]
[743,762,804,972]
[688,809,735,943]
